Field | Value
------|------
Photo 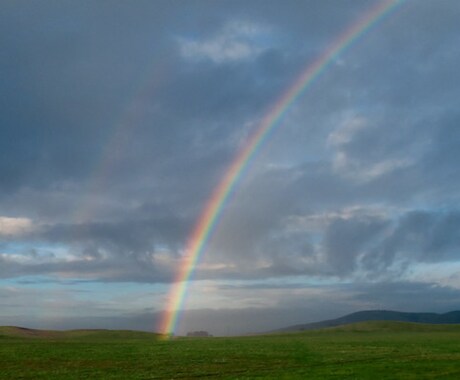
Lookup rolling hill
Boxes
[272,310,460,333]
[0,326,161,340]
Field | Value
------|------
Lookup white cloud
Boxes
[284,205,398,232]
[334,153,412,182]
[0,216,34,236]
[328,115,413,182]
[177,21,270,63]
[407,262,460,289]
[327,115,367,147]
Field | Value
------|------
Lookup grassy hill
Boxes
[1,322,460,379]
[312,320,460,333]
[273,310,460,333]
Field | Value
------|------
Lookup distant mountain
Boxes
[272,310,460,333]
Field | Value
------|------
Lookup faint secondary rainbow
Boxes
[74,58,169,225]
[159,0,404,336]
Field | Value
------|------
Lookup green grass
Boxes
[1,322,460,379]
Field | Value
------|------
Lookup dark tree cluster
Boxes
[186,331,213,337]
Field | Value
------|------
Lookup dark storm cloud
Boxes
[0,1,238,194]
[0,0,312,221]
[0,0,398,196]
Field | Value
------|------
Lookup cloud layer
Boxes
[2,0,460,334]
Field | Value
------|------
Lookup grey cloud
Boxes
[0,253,172,284]
[196,207,460,281]
[420,114,460,193]
[321,210,460,277]
[378,210,460,264]
[42,218,187,254]
[179,306,346,336]
[0,1,210,194]
[323,215,389,275]
[2,0,460,333]
[0,216,191,282]
[1,279,458,336]
[260,232,317,276]
[351,281,460,313]
[181,280,460,335]
[0,284,164,330]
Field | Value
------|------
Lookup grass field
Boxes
[1,322,460,379]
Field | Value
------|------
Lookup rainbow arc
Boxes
[159,0,404,337]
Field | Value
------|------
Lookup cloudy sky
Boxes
[1,0,460,336]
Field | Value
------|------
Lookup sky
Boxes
[1,0,460,336]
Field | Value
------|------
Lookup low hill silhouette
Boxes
[272,310,460,333]
[0,326,161,340]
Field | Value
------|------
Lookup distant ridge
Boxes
[0,326,161,340]
[272,310,460,333]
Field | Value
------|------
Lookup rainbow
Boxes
[159,0,404,336]
[74,61,169,225]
